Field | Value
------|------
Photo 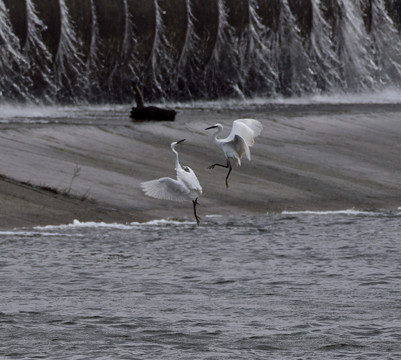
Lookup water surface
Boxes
[1,211,400,359]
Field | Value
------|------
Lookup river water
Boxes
[1,209,401,359]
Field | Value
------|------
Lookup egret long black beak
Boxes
[205,125,218,130]
[176,139,186,144]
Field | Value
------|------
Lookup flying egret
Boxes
[205,118,262,187]
[141,139,203,224]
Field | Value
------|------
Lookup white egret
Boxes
[141,139,203,224]
[205,118,262,187]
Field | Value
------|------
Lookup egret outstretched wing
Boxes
[141,177,189,202]
[228,119,263,146]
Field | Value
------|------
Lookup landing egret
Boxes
[141,139,203,224]
[205,118,263,187]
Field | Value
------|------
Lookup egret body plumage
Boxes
[141,139,203,224]
[205,118,262,187]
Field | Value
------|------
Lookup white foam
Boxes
[0,104,128,122]
[0,104,72,119]
[0,231,38,236]
[34,218,196,230]
[35,220,133,230]
[267,88,401,105]
[0,231,82,237]
[171,87,401,109]
[280,209,375,216]
[135,219,195,226]
[2,89,401,122]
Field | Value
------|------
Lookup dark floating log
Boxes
[130,106,177,121]
[130,83,176,121]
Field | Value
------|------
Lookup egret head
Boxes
[171,139,186,149]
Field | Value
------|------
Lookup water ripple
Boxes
[1,211,401,358]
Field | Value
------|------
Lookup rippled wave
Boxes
[1,210,401,358]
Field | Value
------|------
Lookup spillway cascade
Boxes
[1,0,401,104]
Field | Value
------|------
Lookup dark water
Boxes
[1,210,401,359]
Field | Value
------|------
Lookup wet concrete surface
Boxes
[1,104,401,229]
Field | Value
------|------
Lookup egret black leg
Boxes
[207,159,232,187]
[225,162,232,188]
[207,159,230,170]
[192,198,200,225]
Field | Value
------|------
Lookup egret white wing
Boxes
[177,166,203,194]
[228,119,262,146]
[233,134,251,161]
[141,177,189,202]
[221,134,251,166]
